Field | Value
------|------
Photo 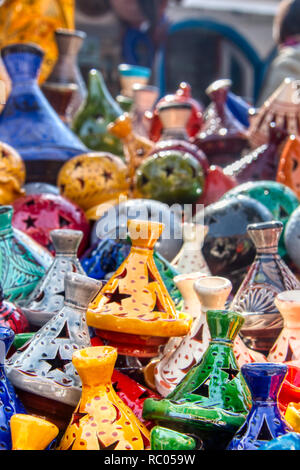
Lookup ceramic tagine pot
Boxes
[0,43,87,184]
[81,235,183,311]
[277,135,300,199]
[0,326,27,450]
[6,272,101,430]
[154,275,265,397]
[148,81,203,142]
[192,79,248,167]
[171,222,211,275]
[42,28,87,123]
[86,220,192,382]
[231,221,300,355]
[0,283,29,334]
[116,64,151,112]
[268,290,300,366]
[0,205,46,302]
[57,152,129,221]
[222,180,299,259]
[131,84,159,138]
[57,346,150,450]
[143,309,251,450]
[248,78,300,148]
[197,195,273,292]
[72,69,124,156]
[12,193,90,256]
[224,122,288,184]
[0,141,26,205]
[18,229,85,328]
[284,206,300,269]
[227,363,292,450]
[93,197,183,263]
[10,414,59,451]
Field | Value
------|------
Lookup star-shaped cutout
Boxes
[23,215,37,229]
[71,411,89,428]
[102,170,113,182]
[104,286,131,305]
[193,378,210,398]
[97,436,119,450]
[74,160,83,170]
[59,215,70,227]
[56,321,69,339]
[45,350,70,372]
[221,365,239,382]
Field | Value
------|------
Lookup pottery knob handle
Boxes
[64,273,102,309]
[247,221,283,252]
[158,102,192,131]
[50,229,83,255]
[241,363,288,402]
[1,44,44,82]
[206,309,244,341]
[0,325,15,358]
[54,29,86,56]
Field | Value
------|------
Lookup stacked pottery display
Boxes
[231,221,300,354]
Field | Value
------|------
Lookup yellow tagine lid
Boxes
[87,220,192,337]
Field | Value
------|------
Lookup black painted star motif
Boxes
[45,350,70,372]
[104,285,131,305]
[102,170,113,182]
[97,436,119,450]
[23,215,37,229]
[71,411,89,428]
[221,365,239,382]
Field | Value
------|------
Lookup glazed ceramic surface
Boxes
[278,365,300,413]
[57,152,129,219]
[0,327,26,450]
[227,363,292,450]
[12,193,90,256]
[10,414,59,450]
[222,180,299,258]
[0,284,29,334]
[81,237,183,308]
[259,432,300,450]
[155,275,229,397]
[193,79,248,167]
[284,206,300,269]
[131,84,159,138]
[42,28,87,122]
[150,426,199,451]
[171,223,210,275]
[285,402,300,433]
[94,197,183,262]
[143,309,251,449]
[19,229,85,327]
[0,43,86,184]
[24,182,60,196]
[277,135,300,200]
[6,273,101,407]
[58,346,150,450]
[87,220,192,338]
[231,221,300,354]
[0,206,46,302]
[72,69,123,155]
[268,290,300,365]
[224,123,288,184]
[149,81,203,142]
[248,78,300,148]
[107,113,153,192]
[0,141,25,205]
[197,195,273,292]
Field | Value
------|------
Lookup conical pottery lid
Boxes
[58,346,150,450]
[86,220,192,337]
[6,273,101,407]
[19,229,85,327]
[249,78,300,148]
